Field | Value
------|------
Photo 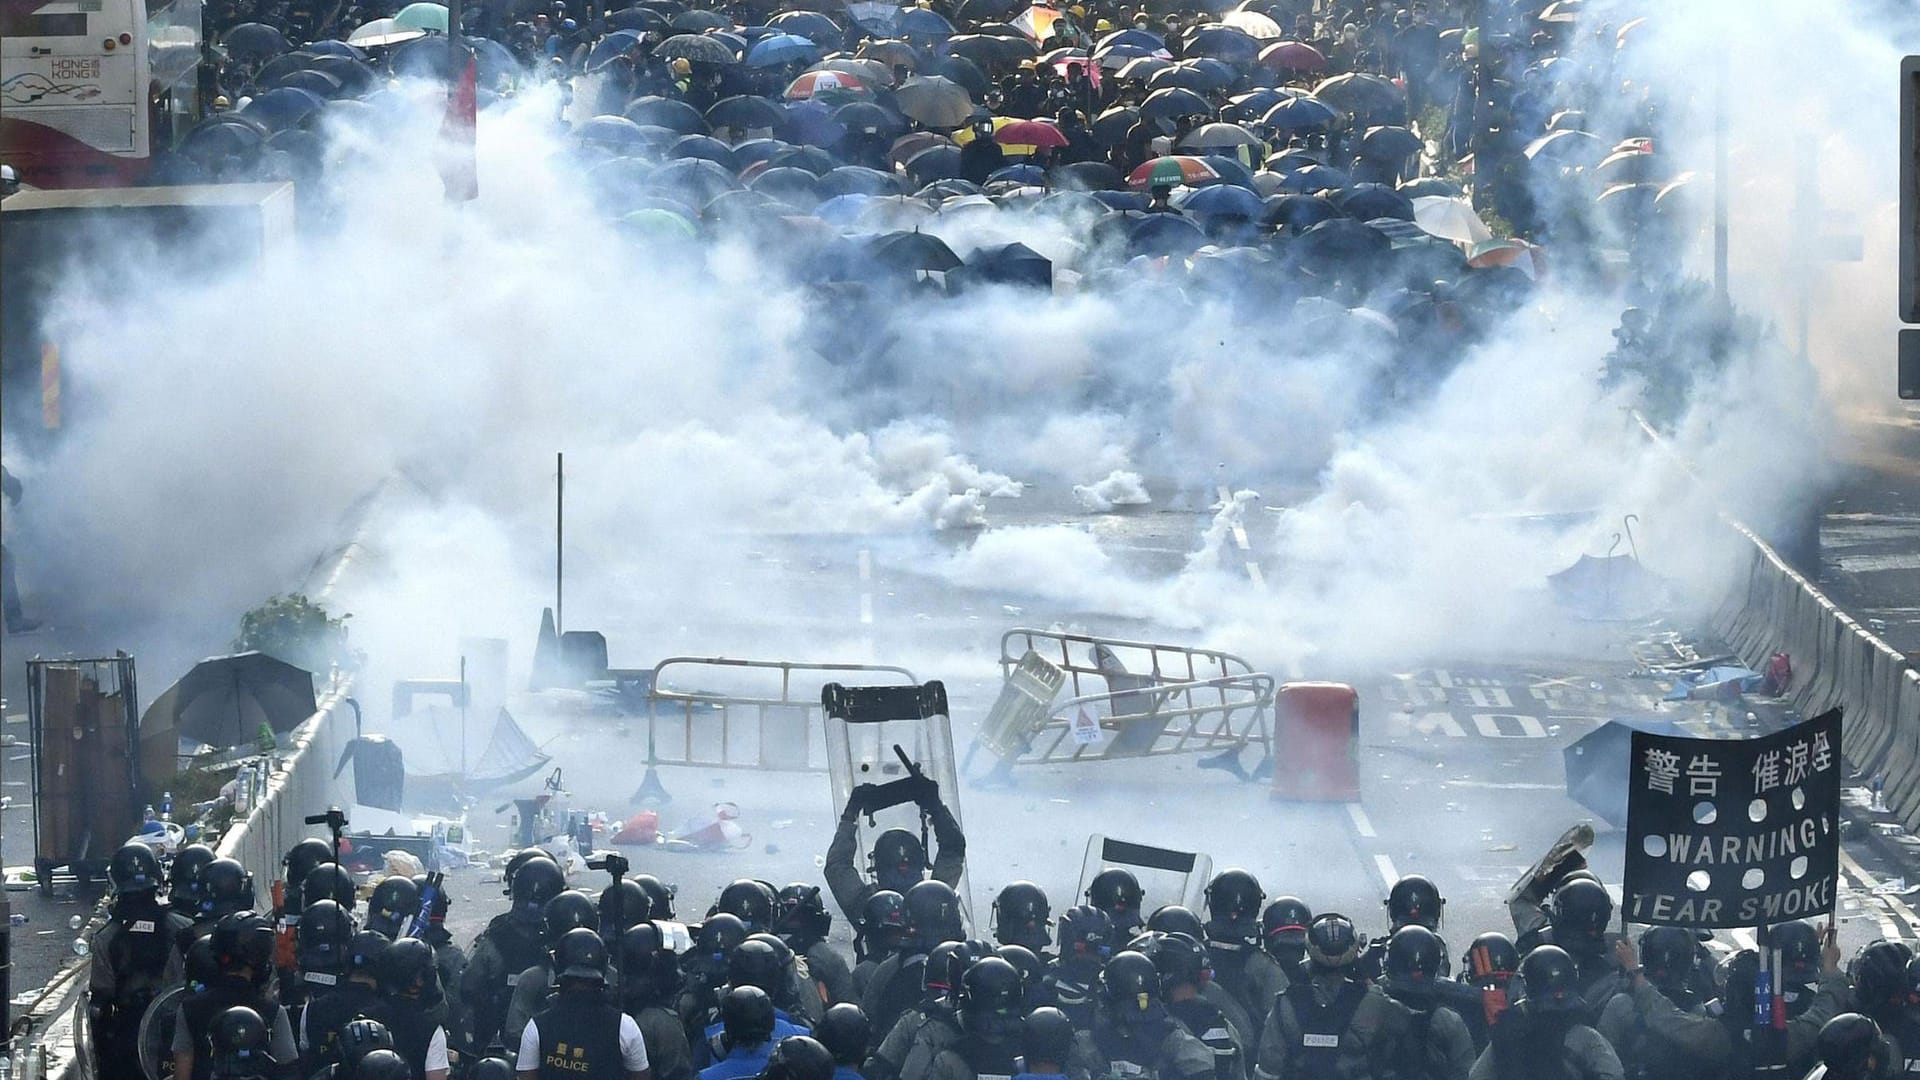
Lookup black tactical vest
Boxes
[533,996,627,1080]
[1284,979,1367,1077]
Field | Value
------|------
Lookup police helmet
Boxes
[1638,925,1696,988]
[632,874,676,920]
[715,879,777,933]
[303,863,358,912]
[959,957,1025,1039]
[697,913,750,971]
[172,844,218,906]
[1304,913,1364,971]
[719,985,777,1047]
[1517,945,1581,1013]
[992,944,1045,998]
[1818,1013,1889,1076]
[211,911,275,976]
[762,1036,834,1080]
[351,1049,413,1080]
[1056,904,1113,959]
[815,1003,870,1066]
[203,858,255,917]
[1462,931,1518,983]
[776,883,831,943]
[1145,931,1209,990]
[297,899,355,972]
[616,922,674,990]
[283,839,334,908]
[1086,869,1144,928]
[1774,920,1821,984]
[375,937,441,1003]
[348,929,391,975]
[870,829,927,892]
[1851,941,1914,1012]
[1023,1008,1076,1068]
[727,937,786,995]
[501,850,554,894]
[1385,873,1445,930]
[1145,905,1204,941]
[470,1058,516,1080]
[365,876,420,939]
[109,842,164,895]
[1204,869,1264,925]
[555,926,610,982]
[904,880,964,946]
[1261,897,1312,955]
[599,880,650,936]
[925,940,978,999]
[1546,878,1612,946]
[211,1006,270,1077]
[544,889,599,947]
[1384,925,1445,994]
[1099,950,1162,1018]
[186,937,220,990]
[991,882,1051,950]
[335,1019,394,1074]
[511,858,568,924]
[861,891,907,947]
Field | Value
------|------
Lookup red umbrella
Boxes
[1127,154,1219,189]
[994,119,1069,149]
[1258,40,1326,71]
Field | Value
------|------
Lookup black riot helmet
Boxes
[1305,913,1364,972]
[715,879,778,933]
[348,930,391,977]
[1384,925,1445,996]
[776,883,831,945]
[762,1036,835,1080]
[1146,905,1205,941]
[870,829,928,894]
[861,891,908,952]
[992,882,1051,950]
[544,889,599,948]
[1385,874,1445,931]
[1546,878,1612,950]
[719,985,777,1049]
[993,944,1045,999]
[283,839,334,908]
[1086,868,1144,931]
[297,899,355,973]
[632,874,676,920]
[1517,945,1582,1013]
[365,876,420,939]
[469,1059,516,1080]
[172,844,218,907]
[1261,897,1312,960]
[335,1018,395,1074]
[352,1050,413,1080]
[1204,869,1264,929]
[1056,904,1113,962]
[1638,926,1696,991]
[1774,920,1822,985]
[376,938,441,1004]
[697,913,750,966]
[203,858,255,918]
[925,940,978,1002]
[1023,1008,1076,1069]
[727,937,786,995]
[186,937,219,990]
[1818,1013,1891,1077]
[616,922,679,1002]
[211,912,275,977]
[599,880,650,936]
[211,1006,271,1079]
[1851,941,1914,1014]
[1145,931,1210,990]
[815,1003,870,1067]
[1462,931,1519,985]
[554,926,610,984]
[110,842,164,895]
[304,863,358,912]
[959,957,1026,1039]
[1099,950,1164,1022]
[904,880,964,949]
[501,850,552,892]
[511,857,567,926]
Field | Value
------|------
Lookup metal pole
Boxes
[1713,54,1729,303]
[459,655,468,778]
[556,452,564,635]
[447,0,462,66]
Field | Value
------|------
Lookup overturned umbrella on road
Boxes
[1562,716,1688,827]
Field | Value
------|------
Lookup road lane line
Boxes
[1839,848,1906,939]
[1373,854,1400,890]
[1346,804,1377,838]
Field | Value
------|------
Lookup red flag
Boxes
[437,53,478,202]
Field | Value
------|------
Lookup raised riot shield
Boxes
[138,985,188,1080]
[1075,834,1213,914]
[822,681,974,928]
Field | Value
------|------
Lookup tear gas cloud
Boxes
[8,0,1907,711]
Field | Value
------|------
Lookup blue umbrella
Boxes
[671,133,738,170]
[767,9,841,46]
[1262,95,1337,130]
[988,163,1045,185]
[780,100,846,147]
[1176,183,1263,219]
[815,192,874,224]
[1200,155,1257,189]
[1563,716,1688,826]
[240,86,327,131]
[1095,28,1164,51]
[845,1,898,36]
[305,39,367,59]
[746,33,821,68]
[587,29,644,70]
[898,7,954,37]
[1186,25,1258,63]
[819,165,900,196]
[1277,163,1349,192]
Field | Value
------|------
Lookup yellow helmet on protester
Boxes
[671,56,692,75]
[1094,18,1112,30]
[1068,4,1085,17]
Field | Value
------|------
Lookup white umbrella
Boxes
[347,17,429,46]
[1220,9,1281,38]
[1411,194,1492,246]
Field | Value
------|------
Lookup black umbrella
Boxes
[607,5,671,31]
[255,53,312,87]
[832,100,901,137]
[707,94,785,131]
[1091,106,1142,145]
[1359,124,1422,162]
[905,143,962,184]
[1052,160,1124,190]
[950,241,1051,289]
[1265,147,1325,172]
[576,115,664,157]
[768,144,838,175]
[916,178,980,199]
[1312,72,1404,116]
[703,187,783,223]
[275,68,343,98]
[655,32,738,64]
[1186,24,1259,63]
[1291,216,1390,270]
[819,165,900,196]
[625,95,710,134]
[305,54,376,95]
[1140,87,1212,124]
[1397,176,1462,198]
[869,229,963,272]
[748,165,825,208]
[1224,87,1289,121]
[1101,210,1206,257]
[157,652,318,747]
[1262,192,1340,230]
[1146,65,1213,93]
[931,55,991,98]
[1334,182,1414,221]
[648,156,742,202]
[670,8,731,31]
[1180,58,1240,91]
[303,39,366,60]
[671,133,739,170]
[225,22,289,60]
[1563,717,1687,827]
[768,9,841,45]
[587,156,669,210]
[733,137,795,168]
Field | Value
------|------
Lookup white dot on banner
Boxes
[1686,870,1711,893]
[1790,856,1808,880]
[1693,802,1717,825]
[1748,799,1768,823]
[1642,835,1668,858]
[1742,868,1765,890]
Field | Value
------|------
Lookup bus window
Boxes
[0,9,87,34]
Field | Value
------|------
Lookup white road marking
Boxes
[857,549,872,581]
[1434,669,1455,689]
[1840,847,1912,939]
[1245,562,1267,588]
[859,594,874,625]
[1373,854,1401,890]
[1346,803,1377,838]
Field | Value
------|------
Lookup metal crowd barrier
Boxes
[638,657,918,773]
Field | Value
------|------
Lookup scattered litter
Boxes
[764,844,779,855]
[1488,843,1518,852]
[1875,824,1906,836]
[771,819,794,830]
[669,803,751,851]
[1048,798,1071,805]
[1002,605,1023,616]
[610,811,659,845]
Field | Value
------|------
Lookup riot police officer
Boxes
[711,881,777,935]
[677,915,749,1053]
[921,957,1027,1080]
[366,877,421,940]
[1203,871,1287,1046]
[861,879,965,1039]
[1803,1013,1898,1080]
[1258,899,1311,988]
[1078,950,1215,1080]
[1841,942,1918,1070]
[993,883,1052,956]
[824,778,966,925]
[304,931,391,1073]
[759,1036,835,1080]
[1379,926,1474,1080]
[517,929,652,1080]
[278,839,338,1014]
[616,923,695,1080]
[853,892,907,997]
[697,987,776,1080]
[1596,926,1731,1080]
[171,845,219,937]
[1255,914,1416,1080]
[1517,879,1628,1020]
[180,859,255,955]
[777,883,855,1008]
[471,856,566,1053]
[172,913,299,1080]
[90,842,192,1080]
[305,863,360,913]
[1470,946,1623,1080]
[208,1006,273,1080]
[506,890,603,1048]
[1138,932,1247,1080]
[601,881,651,938]
[868,940,975,1080]
[370,938,453,1080]
[814,1004,870,1080]
[296,900,357,1006]
[694,938,813,1066]
[1043,905,1112,1031]
[1086,869,1146,936]
[414,875,472,1058]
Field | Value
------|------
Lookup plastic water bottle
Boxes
[160,791,173,822]
[143,804,156,824]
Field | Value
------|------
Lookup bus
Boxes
[0,0,202,187]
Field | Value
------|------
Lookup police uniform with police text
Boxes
[1255,974,1417,1080]
[90,905,193,1080]
[519,998,650,1080]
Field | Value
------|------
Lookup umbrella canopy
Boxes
[1128,155,1219,189]
[899,6,955,36]
[274,68,343,98]
[945,33,1034,65]
[779,99,848,145]
[931,55,991,96]
[1224,87,1290,121]
[1139,87,1212,124]
[859,40,921,69]
[1052,159,1123,190]
[869,229,963,272]
[995,119,1068,149]
[587,29,646,69]
[1596,146,1660,183]
[1098,209,1206,257]
[224,22,289,60]
[889,130,952,168]
[1219,9,1281,38]
[1312,72,1403,115]
[657,33,739,64]
[1410,195,1491,246]
[670,8,731,31]
[607,5,671,31]
[1145,64,1213,93]
[1523,128,1604,165]
[1096,28,1164,51]
[346,17,428,46]
[707,94,785,131]
[625,95,710,133]
[746,32,822,67]
[1261,95,1336,129]
[1359,124,1422,161]
[1265,147,1325,172]
[905,143,963,183]
[820,165,899,196]
[391,2,448,31]
[670,133,739,169]
[303,40,366,59]
[951,241,1051,289]
[1174,183,1263,219]
[769,143,839,174]
[1333,182,1414,221]
[1186,25,1259,63]
[1262,192,1339,230]
[1090,105,1141,145]
[1277,163,1349,192]
[895,75,975,128]
[1547,553,1670,621]
[811,56,893,85]
[786,69,869,100]
[578,115,664,155]
[156,652,319,747]
[648,156,742,203]
[749,165,823,207]
[1291,216,1390,269]
[241,87,327,131]
[833,100,901,136]
[1114,55,1174,81]
[769,9,841,44]
[1257,39,1325,71]
[1179,122,1262,151]
[1563,716,1688,827]
[1397,176,1462,198]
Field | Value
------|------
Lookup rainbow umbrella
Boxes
[1127,155,1219,190]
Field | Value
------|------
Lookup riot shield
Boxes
[138,985,188,1080]
[821,681,975,928]
[1075,834,1213,914]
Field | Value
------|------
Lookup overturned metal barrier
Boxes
[979,629,1275,766]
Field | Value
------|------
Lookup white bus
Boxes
[1,0,202,187]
